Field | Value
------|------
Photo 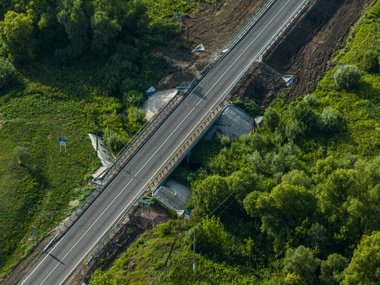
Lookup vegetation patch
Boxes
[0,0,207,275]
[89,1,380,284]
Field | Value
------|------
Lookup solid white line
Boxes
[21,0,304,284]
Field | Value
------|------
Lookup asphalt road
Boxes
[20,1,307,284]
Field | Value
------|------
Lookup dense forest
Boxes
[0,0,216,275]
[88,1,380,284]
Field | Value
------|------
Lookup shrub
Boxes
[320,107,342,134]
[264,108,280,132]
[103,128,126,153]
[334,65,361,90]
[122,90,145,107]
[0,56,17,91]
[362,51,379,73]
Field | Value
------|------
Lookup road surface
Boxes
[21,1,307,284]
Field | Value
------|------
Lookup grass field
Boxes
[0,56,135,274]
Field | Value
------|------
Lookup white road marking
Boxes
[21,0,306,284]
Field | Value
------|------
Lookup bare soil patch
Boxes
[157,0,267,88]
[236,0,373,105]
[267,0,373,101]
[187,0,266,66]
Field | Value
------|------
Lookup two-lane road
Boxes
[20,1,307,284]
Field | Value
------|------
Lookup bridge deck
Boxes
[21,1,307,284]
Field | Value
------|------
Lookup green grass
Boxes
[88,1,380,284]
[0,56,134,274]
[90,222,256,285]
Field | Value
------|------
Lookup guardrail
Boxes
[44,0,280,252]
[85,99,231,268]
[59,1,314,280]
[84,0,313,263]
[227,0,310,100]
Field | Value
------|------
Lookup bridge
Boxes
[20,0,309,284]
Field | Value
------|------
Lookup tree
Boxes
[191,175,230,214]
[334,65,361,90]
[320,107,341,134]
[281,170,312,189]
[0,11,35,63]
[283,246,320,285]
[102,127,125,153]
[320,253,348,285]
[0,56,17,91]
[126,106,146,133]
[244,183,316,252]
[362,51,379,73]
[285,119,306,142]
[122,90,145,107]
[264,108,280,132]
[56,0,90,59]
[342,231,380,285]
[91,0,122,55]
[195,217,235,259]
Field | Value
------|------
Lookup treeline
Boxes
[0,0,174,63]
[0,0,176,93]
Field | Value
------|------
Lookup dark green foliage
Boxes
[283,246,320,285]
[191,175,230,214]
[320,106,342,134]
[56,0,90,58]
[320,253,348,285]
[0,56,17,91]
[195,217,235,259]
[342,232,380,285]
[362,51,379,73]
[103,127,126,153]
[334,65,361,90]
[91,0,122,56]
[126,106,146,134]
[264,108,280,132]
[0,11,35,63]
[122,90,145,107]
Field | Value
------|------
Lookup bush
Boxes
[1,11,35,64]
[122,90,145,107]
[334,65,361,90]
[362,51,379,73]
[0,57,17,91]
[320,107,342,134]
[264,108,280,132]
[103,128,126,153]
